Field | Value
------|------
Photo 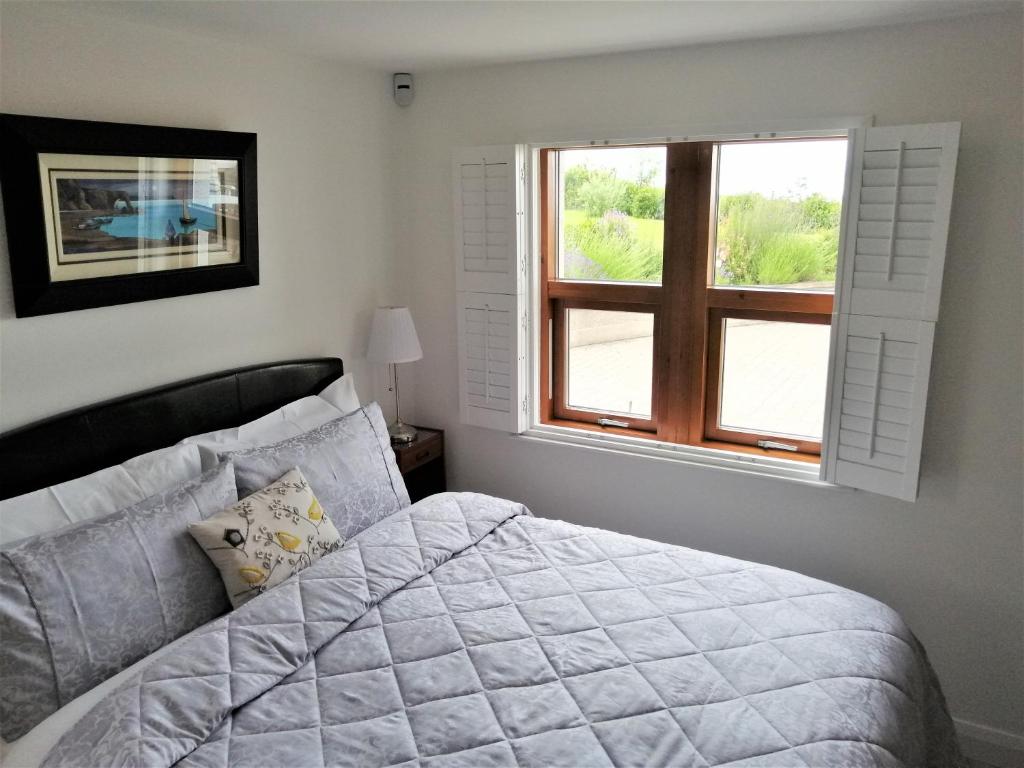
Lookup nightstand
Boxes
[393,427,446,503]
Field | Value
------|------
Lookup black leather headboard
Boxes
[0,357,343,500]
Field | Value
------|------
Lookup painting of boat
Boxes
[50,169,238,261]
[179,198,197,226]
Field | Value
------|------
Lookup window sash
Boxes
[703,306,832,454]
[551,298,660,432]
[538,141,837,462]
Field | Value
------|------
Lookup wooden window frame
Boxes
[551,298,660,433]
[538,141,835,463]
[703,303,832,455]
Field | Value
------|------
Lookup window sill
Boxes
[520,423,836,488]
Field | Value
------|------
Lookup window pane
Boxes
[718,319,830,441]
[567,309,653,418]
[558,147,665,283]
[714,139,847,291]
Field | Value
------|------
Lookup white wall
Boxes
[0,2,404,431]
[396,11,1024,745]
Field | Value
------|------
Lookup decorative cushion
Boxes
[0,443,202,548]
[221,402,410,540]
[0,462,237,743]
[189,468,342,608]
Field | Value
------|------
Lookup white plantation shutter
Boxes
[454,146,527,295]
[828,315,935,500]
[457,292,527,431]
[838,123,960,321]
[824,123,960,501]
[454,145,528,432]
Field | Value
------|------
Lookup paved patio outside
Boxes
[567,319,830,439]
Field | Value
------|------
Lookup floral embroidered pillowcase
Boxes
[189,467,342,608]
[221,403,409,542]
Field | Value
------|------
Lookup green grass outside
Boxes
[560,196,838,288]
[561,209,664,282]
[563,209,664,249]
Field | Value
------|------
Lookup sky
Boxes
[717,139,848,200]
[560,138,848,201]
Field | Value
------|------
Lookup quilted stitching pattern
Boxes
[42,494,963,768]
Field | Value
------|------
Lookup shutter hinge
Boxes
[522,396,529,414]
[520,165,526,182]
[521,311,528,330]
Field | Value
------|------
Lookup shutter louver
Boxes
[454,146,528,433]
[825,123,959,501]
[830,314,934,500]
[454,146,525,295]
[839,123,960,322]
[457,292,525,431]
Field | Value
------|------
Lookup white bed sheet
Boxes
[1,623,209,768]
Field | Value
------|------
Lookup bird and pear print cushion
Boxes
[189,467,342,608]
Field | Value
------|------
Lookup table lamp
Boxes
[367,306,423,444]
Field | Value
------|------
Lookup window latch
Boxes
[757,439,798,452]
[597,418,630,429]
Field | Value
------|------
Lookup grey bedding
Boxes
[1,463,237,742]
[42,493,963,768]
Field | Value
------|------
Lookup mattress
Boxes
[37,492,962,767]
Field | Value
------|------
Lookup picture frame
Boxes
[0,113,259,317]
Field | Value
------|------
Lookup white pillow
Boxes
[318,373,360,413]
[181,374,361,470]
[0,444,202,548]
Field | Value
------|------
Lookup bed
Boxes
[0,358,964,768]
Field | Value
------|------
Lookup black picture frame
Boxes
[0,113,259,317]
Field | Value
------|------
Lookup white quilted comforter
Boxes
[42,493,963,767]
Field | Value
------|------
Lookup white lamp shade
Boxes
[367,306,423,364]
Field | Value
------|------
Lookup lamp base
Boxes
[388,420,417,445]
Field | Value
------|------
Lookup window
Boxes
[454,123,961,500]
[539,137,848,461]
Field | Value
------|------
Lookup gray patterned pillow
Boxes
[222,402,410,540]
[0,462,237,742]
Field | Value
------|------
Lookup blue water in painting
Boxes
[100,200,217,240]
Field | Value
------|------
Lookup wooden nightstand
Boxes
[393,427,446,503]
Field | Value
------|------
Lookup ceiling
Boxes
[83,0,1017,71]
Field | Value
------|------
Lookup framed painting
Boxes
[0,114,258,316]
